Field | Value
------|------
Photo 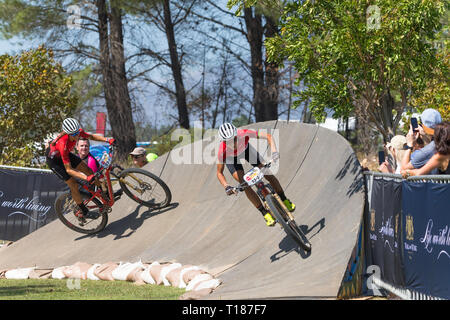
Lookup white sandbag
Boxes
[87,264,101,280]
[193,279,221,291]
[51,266,68,279]
[5,267,35,279]
[111,261,145,281]
[178,266,200,288]
[186,273,213,291]
[160,263,182,286]
[94,262,118,281]
[63,262,92,280]
[141,262,160,285]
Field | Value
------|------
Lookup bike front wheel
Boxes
[119,168,171,208]
[265,194,311,252]
[54,191,108,235]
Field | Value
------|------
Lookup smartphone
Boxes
[378,150,385,165]
[411,117,419,132]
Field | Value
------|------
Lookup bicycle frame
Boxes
[81,166,115,209]
[80,156,156,211]
[233,160,294,221]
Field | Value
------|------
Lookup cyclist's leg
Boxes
[75,157,93,176]
[225,156,262,208]
[233,169,263,209]
[244,144,284,196]
[225,158,273,224]
[264,174,283,195]
[246,144,294,212]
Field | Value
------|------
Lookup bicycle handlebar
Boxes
[230,157,277,194]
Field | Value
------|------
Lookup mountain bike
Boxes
[231,159,312,252]
[54,146,172,234]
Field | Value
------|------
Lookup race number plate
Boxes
[243,167,262,186]
[99,152,112,168]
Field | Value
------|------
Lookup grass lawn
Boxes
[0,279,185,300]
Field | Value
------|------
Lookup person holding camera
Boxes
[401,121,450,177]
[401,108,442,174]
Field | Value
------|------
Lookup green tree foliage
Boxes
[0,46,77,166]
[230,0,447,141]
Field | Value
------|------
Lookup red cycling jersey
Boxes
[217,129,258,163]
[49,129,90,165]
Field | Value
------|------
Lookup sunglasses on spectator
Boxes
[132,155,144,159]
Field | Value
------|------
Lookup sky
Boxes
[0,2,316,134]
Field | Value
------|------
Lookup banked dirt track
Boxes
[0,120,365,299]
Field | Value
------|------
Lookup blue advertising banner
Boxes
[0,168,67,241]
[402,181,450,299]
[365,177,404,289]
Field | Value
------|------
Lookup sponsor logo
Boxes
[406,215,414,241]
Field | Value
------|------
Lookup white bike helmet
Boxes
[218,122,237,141]
[62,118,81,135]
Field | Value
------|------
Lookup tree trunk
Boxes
[244,7,265,123]
[263,15,279,121]
[97,0,136,162]
[109,0,136,161]
[163,0,190,129]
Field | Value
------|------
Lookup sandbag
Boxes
[165,266,183,288]
[111,261,145,281]
[182,269,205,286]
[150,262,172,285]
[51,266,68,279]
[87,264,101,280]
[180,288,214,300]
[178,266,200,288]
[94,262,118,281]
[141,262,160,285]
[160,263,182,286]
[193,278,221,291]
[186,273,213,291]
[5,267,35,279]
[63,262,92,280]
[29,269,53,279]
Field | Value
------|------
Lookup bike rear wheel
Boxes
[54,191,108,235]
[119,168,171,208]
[265,194,311,252]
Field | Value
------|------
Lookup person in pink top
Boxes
[216,123,296,227]
[76,137,100,173]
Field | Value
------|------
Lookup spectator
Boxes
[401,122,450,177]
[381,135,408,174]
[76,137,100,173]
[401,108,443,174]
[129,147,149,168]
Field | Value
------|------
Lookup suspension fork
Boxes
[118,173,148,195]
[257,183,294,221]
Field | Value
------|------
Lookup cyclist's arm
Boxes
[85,132,109,143]
[256,131,277,153]
[217,163,229,188]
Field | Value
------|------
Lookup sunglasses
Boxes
[132,155,144,159]
[70,129,81,137]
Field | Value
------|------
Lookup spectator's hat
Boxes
[389,135,407,150]
[421,108,442,135]
[130,147,146,156]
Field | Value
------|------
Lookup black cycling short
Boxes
[45,147,82,181]
[225,144,263,175]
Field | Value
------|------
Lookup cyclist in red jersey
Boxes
[216,123,295,226]
[46,118,115,218]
